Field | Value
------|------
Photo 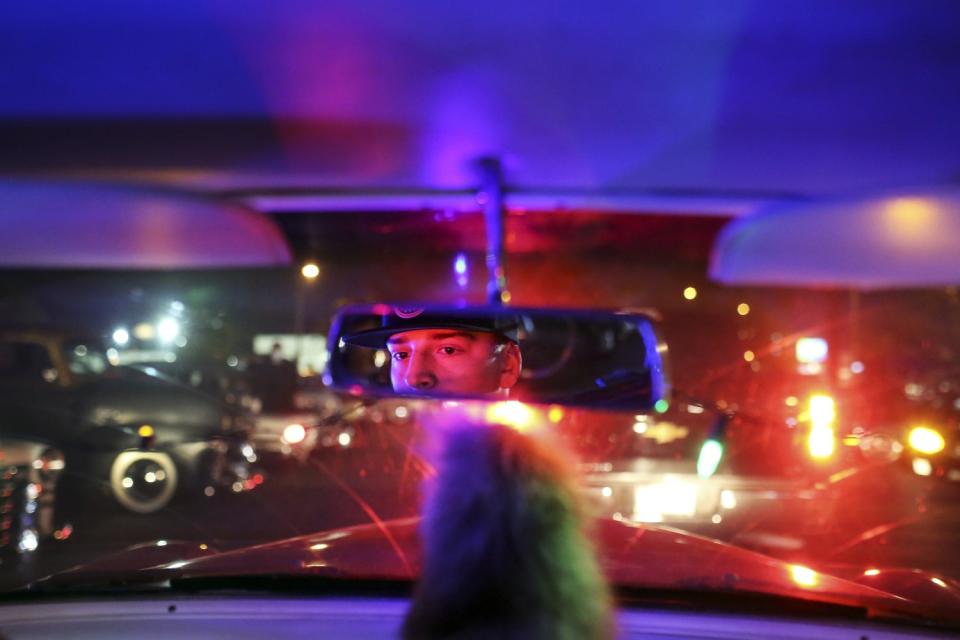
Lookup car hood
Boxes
[72,367,239,442]
[30,516,960,627]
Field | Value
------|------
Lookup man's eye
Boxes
[391,352,409,361]
[438,346,461,356]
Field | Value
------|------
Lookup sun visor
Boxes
[709,191,960,289]
[0,179,292,269]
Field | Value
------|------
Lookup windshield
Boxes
[2,210,958,626]
[3,2,960,633]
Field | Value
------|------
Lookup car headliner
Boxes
[1,1,958,200]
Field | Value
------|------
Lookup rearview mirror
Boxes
[326,304,670,411]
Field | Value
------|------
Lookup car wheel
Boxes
[109,451,178,514]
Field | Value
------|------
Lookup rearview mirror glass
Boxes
[326,304,670,411]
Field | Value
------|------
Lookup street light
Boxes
[301,263,320,280]
[157,317,180,344]
[112,327,130,346]
[295,263,321,366]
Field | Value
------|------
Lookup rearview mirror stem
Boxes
[477,156,510,307]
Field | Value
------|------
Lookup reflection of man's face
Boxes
[386,329,521,396]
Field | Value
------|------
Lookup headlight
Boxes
[913,458,934,476]
[282,424,307,445]
[908,426,946,455]
[18,528,39,553]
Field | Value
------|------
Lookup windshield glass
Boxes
[3,2,960,632]
[2,210,958,626]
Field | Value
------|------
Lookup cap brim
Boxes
[342,322,508,349]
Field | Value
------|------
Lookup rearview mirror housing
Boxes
[325,304,670,412]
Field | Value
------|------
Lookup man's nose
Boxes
[404,354,437,391]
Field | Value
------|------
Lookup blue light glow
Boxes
[454,252,468,288]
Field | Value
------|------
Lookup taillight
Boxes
[806,394,837,460]
[808,394,836,425]
[808,425,836,459]
[907,426,946,456]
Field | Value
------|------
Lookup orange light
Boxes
[301,263,320,279]
[808,394,836,425]
[137,425,155,438]
[789,565,818,588]
[809,425,836,459]
[863,568,880,577]
[736,303,750,316]
[885,198,937,243]
[486,401,536,432]
[548,406,564,423]
[683,287,698,301]
[743,350,755,362]
[908,426,945,455]
[785,396,799,407]
[282,424,307,445]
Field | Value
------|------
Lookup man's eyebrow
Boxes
[387,331,479,345]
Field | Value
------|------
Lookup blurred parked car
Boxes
[0,329,260,515]
[3,2,960,638]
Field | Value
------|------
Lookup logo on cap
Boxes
[394,305,426,319]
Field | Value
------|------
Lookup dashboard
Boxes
[0,596,953,639]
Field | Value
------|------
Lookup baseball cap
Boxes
[342,305,520,348]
